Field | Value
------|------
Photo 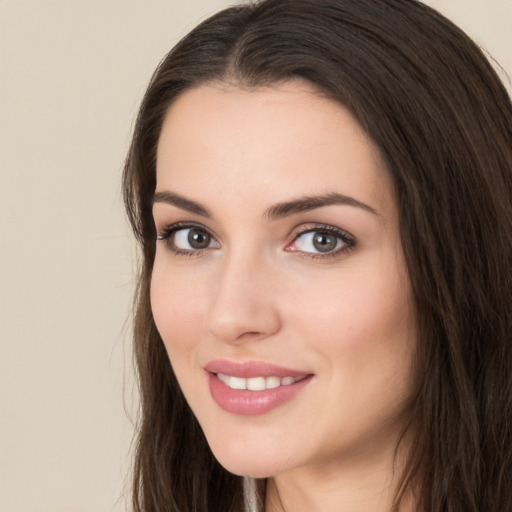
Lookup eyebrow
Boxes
[264,192,379,221]
[152,190,378,220]
[152,191,211,218]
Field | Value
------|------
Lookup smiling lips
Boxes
[217,373,306,390]
[205,360,313,415]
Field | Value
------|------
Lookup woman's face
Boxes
[151,81,416,479]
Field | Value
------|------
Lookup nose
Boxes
[206,252,281,344]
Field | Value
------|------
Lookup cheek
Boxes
[302,266,415,428]
[293,256,416,402]
[150,265,212,412]
[150,261,206,357]
[296,260,412,345]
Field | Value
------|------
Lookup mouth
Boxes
[204,360,314,415]
[216,373,308,390]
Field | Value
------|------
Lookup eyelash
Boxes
[156,222,212,258]
[156,222,356,260]
[288,224,356,260]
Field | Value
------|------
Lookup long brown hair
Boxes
[123,1,512,510]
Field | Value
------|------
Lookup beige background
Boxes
[0,1,510,511]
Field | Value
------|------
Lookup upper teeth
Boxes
[217,373,303,391]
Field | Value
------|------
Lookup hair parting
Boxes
[123,1,512,511]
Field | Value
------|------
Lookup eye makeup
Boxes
[156,221,218,257]
[285,223,356,261]
[156,221,357,261]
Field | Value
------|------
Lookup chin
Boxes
[214,456,280,479]
[205,432,294,478]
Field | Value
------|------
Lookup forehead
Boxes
[156,81,394,218]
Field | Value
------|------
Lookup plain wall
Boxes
[0,1,510,511]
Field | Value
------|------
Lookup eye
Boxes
[175,227,214,250]
[287,225,355,258]
[295,231,342,253]
[157,223,219,254]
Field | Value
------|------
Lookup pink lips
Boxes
[204,360,313,416]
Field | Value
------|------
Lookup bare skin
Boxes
[152,81,417,512]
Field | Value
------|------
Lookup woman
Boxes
[123,0,512,511]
